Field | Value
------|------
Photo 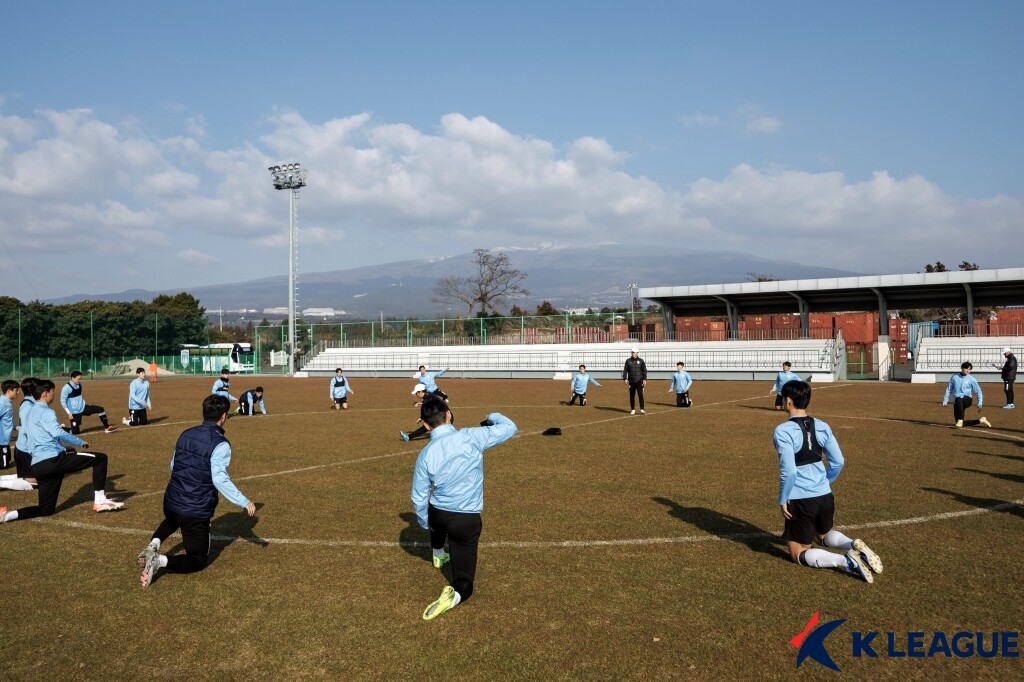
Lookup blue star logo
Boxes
[790,612,846,672]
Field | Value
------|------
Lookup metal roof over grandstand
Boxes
[641,267,1024,334]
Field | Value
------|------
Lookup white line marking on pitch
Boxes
[40,497,1024,549]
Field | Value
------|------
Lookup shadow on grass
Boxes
[968,449,1024,462]
[920,487,1024,520]
[398,511,431,561]
[591,406,632,414]
[738,404,782,413]
[209,503,269,562]
[55,473,132,513]
[652,497,789,560]
[954,467,1024,484]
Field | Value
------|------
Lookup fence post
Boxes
[371,321,375,347]
[441,318,446,346]
[154,313,159,359]
[407,320,411,347]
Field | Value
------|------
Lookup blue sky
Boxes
[1,1,1020,301]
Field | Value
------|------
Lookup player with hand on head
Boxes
[942,362,991,428]
[411,396,517,620]
[775,380,882,583]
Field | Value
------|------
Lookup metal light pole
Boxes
[628,282,639,325]
[268,163,307,376]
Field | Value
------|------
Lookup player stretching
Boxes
[411,397,516,619]
[774,380,882,583]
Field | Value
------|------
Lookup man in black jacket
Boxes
[1000,347,1017,409]
[622,347,647,415]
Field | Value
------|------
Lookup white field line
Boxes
[40,497,1024,549]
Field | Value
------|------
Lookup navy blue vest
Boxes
[164,420,228,518]
[789,417,824,467]
[65,381,83,400]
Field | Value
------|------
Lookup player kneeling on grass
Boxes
[139,394,256,587]
[568,364,601,406]
[411,396,517,619]
[330,368,354,410]
[236,387,266,416]
[775,380,882,583]
[0,380,123,524]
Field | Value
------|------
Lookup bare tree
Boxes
[432,249,529,318]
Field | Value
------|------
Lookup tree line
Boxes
[0,293,208,362]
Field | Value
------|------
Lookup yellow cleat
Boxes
[432,552,450,569]
[422,586,458,620]
[955,420,963,428]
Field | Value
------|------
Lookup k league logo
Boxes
[790,612,1020,671]
[790,611,845,672]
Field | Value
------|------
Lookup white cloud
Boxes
[178,249,219,266]
[0,106,1020,300]
[745,115,781,134]
[679,112,721,128]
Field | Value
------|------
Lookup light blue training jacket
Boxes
[411,413,517,529]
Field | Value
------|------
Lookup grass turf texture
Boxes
[1,376,1022,680]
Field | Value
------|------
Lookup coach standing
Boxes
[1001,347,1017,409]
[622,347,647,415]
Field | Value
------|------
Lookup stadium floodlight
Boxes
[628,282,639,325]
[268,162,308,376]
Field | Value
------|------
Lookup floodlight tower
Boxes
[268,163,307,376]
[628,282,639,325]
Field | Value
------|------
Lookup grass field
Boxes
[1,375,1022,680]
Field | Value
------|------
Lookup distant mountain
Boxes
[46,244,861,318]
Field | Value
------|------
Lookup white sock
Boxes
[157,555,168,568]
[0,478,34,491]
[433,548,447,559]
[822,530,854,550]
[149,538,161,551]
[799,548,847,569]
[1,509,18,523]
[452,590,462,607]
[94,491,108,504]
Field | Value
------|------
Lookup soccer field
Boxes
[1,376,1021,680]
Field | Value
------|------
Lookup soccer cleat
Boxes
[400,431,410,442]
[582,397,587,406]
[955,420,963,428]
[630,410,636,415]
[1004,404,1015,409]
[852,539,883,574]
[93,499,125,513]
[121,417,131,427]
[640,409,646,415]
[140,547,161,588]
[0,506,8,523]
[978,417,991,428]
[104,426,118,433]
[432,552,450,569]
[422,585,458,620]
[845,550,874,583]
